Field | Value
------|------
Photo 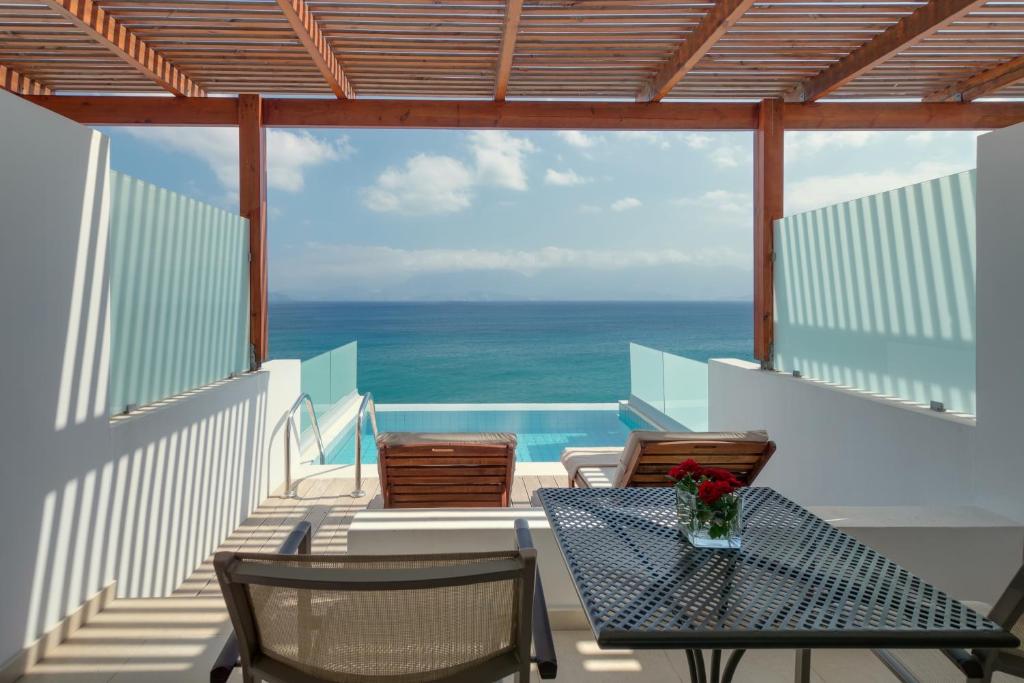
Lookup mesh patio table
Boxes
[537,486,1019,683]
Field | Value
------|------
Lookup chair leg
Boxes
[794,649,811,683]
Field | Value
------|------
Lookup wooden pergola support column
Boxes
[239,94,268,367]
[753,98,784,367]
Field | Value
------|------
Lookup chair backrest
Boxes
[616,430,776,487]
[214,546,537,683]
[376,432,517,508]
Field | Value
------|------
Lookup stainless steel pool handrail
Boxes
[283,393,326,498]
[352,392,378,498]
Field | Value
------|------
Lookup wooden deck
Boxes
[14,474,997,683]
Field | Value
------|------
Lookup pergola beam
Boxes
[494,0,524,101]
[786,0,987,102]
[239,94,268,367]
[274,0,353,99]
[925,55,1024,102]
[41,0,205,97]
[23,96,1024,131]
[1,64,51,96]
[637,0,756,103]
[753,99,783,365]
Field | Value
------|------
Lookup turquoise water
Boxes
[324,406,656,464]
[270,301,752,403]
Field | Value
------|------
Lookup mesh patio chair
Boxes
[376,432,517,508]
[874,562,1024,682]
[560,430,776,489]
[210,518,556,683]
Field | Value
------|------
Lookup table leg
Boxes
[684,651,745,683]
[721,650,746,683]
[795,649,812,683]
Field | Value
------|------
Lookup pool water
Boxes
[323,405,657,464]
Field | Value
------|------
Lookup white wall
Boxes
[0,90,115,668]
[108,361,297,599]
[0,90,300,672]
[975,122,1024,523]
[709,359,976,508]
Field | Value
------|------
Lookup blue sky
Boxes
[103,126,980,301]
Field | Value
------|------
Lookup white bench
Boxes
[347,508,589,629]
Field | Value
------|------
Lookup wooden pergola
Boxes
[4,0,1024,366]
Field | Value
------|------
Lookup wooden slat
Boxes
[494,0,524,100]
[264,98,759,128]
[637,0,758,102]
[754,98,783,365]
[785,0,988,101]
[273,0,354,98]
[239,94,267,367]
[23,94,237,124]
[0,63,51,95]
[21,96,1024,130]
[784,101,1024,129]
[40,0,205,96]
[924,54,1024,101]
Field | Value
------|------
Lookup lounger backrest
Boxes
[377,432,517,508]
[615,430,776,487]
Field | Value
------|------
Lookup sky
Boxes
[102,125,981,301]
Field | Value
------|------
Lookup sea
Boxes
[268,301,753,404]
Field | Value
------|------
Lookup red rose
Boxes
[697,479,736,505]
[702,468,741,486]
[667,459,704,481]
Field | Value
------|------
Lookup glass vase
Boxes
[675,487,743,549]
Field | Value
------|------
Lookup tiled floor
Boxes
[13,476,998,682]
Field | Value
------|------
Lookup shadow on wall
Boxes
[0,90,290,670]
[775,170,976,414]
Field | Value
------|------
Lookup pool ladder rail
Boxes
[284,392,378,499]
[283,393,326,498]
[353,392,378,498]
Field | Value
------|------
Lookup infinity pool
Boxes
[323,404,658,464]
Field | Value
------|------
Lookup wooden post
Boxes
[239,94,268,368]
[753,98,783,367]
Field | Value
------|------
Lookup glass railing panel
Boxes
[107,171,249,415]
[299,341,358,430]
[329,341,358,404]
[300,349,332,408]
[775,170,976,415]
[663,353,709,432]
[629,342,665,413]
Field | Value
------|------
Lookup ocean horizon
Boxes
[269,300,753,404]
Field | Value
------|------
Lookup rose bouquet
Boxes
[667,459,743,549]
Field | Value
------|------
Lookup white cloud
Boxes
[683,133,713,149]
[123,127,353,194]
[558,130,600,149]
[709,145,748,169]
[468,130,536,190]
[544,168,589,186]
[905,131,936,145]
[785,131,879,161]
[674,190,751,214]
[611,197,642,211]
[616,131,671,149]
[278,243,750,284]
[786,160,969,214]
[363,131,535,214]
[362,154,475,215]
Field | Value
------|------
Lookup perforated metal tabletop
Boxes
[537,487,1018,652]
